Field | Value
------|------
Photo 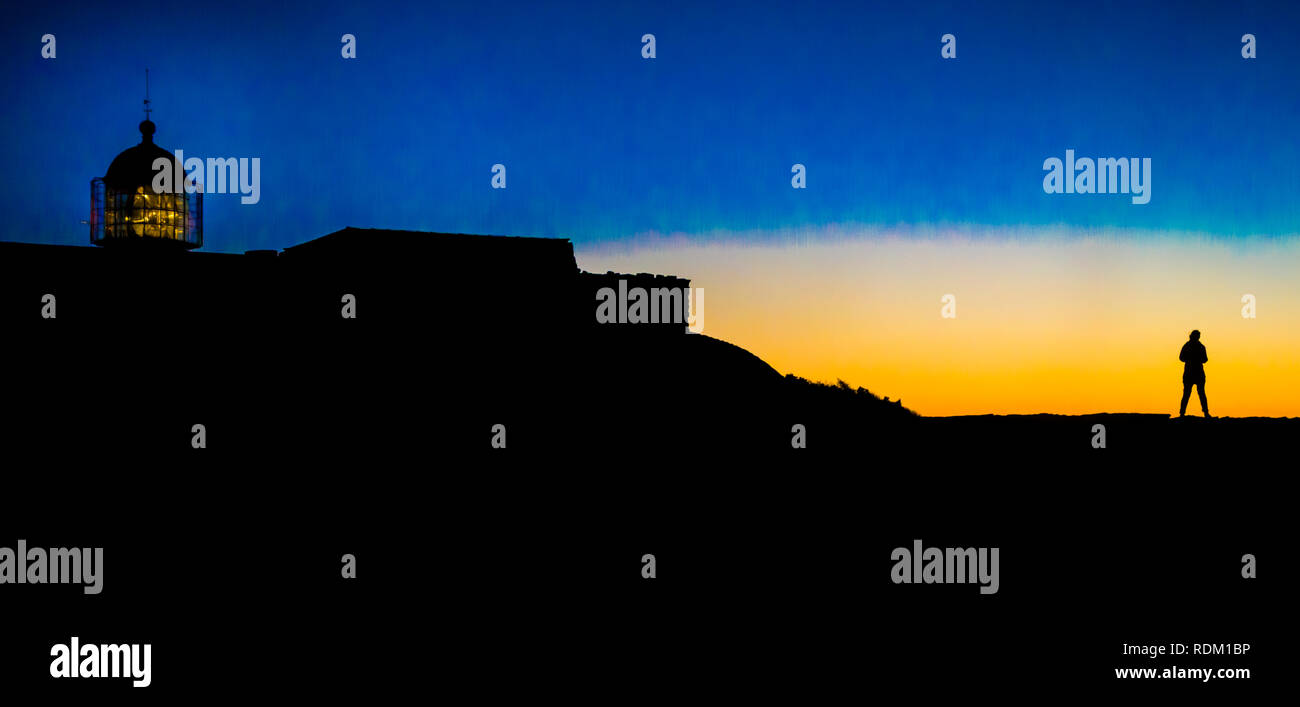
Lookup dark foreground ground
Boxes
[1,244,1286,701]
[920,412,1298,459]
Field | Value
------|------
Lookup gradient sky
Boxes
[4,1,1298,415]
[580,227,1300,416]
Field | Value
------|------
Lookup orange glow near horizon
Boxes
[578,227,1300,417]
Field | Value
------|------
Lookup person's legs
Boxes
[1197,381,1209,416]
[1180,381,1192,416]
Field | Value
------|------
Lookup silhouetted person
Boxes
[1178,330,1210,417]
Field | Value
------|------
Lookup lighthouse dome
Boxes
[102,120,181,191]
[90,118,202,249]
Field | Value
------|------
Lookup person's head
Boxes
[1190,330,1201,341]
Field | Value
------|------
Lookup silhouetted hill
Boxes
[1,230,1291,465]
[549,331,919,455]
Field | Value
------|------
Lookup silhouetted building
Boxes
[580,271,694,335]
[0,227,694,337]
[0,225,702,454]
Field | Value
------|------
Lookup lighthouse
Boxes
[89,73,202,249]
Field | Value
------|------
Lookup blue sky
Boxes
[4,0,1297,253]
